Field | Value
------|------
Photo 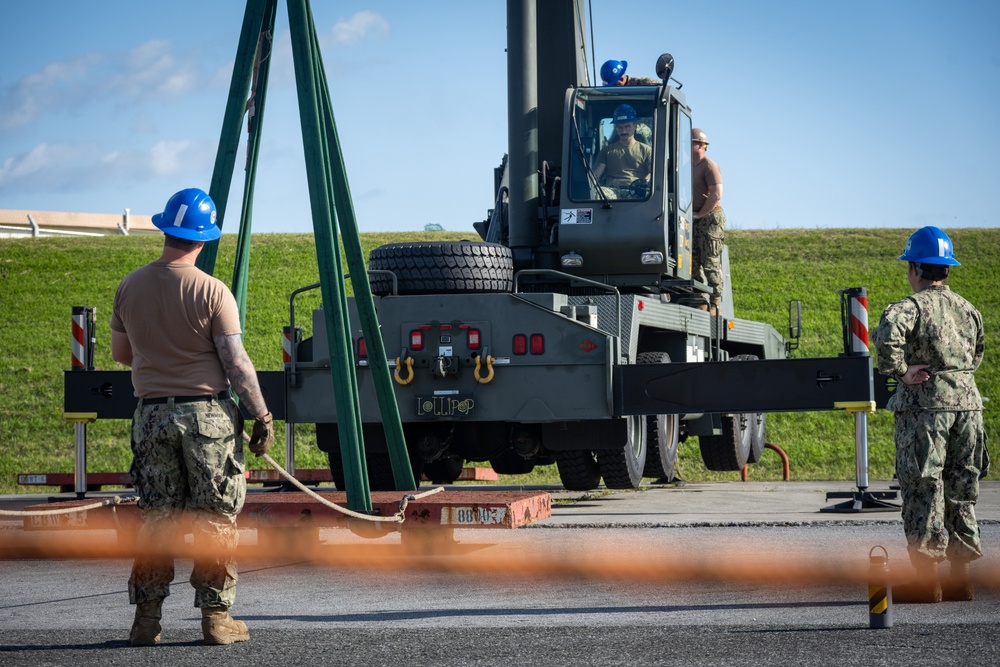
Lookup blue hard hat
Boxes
[600,59,628,86]
[897,226,960,266]
[152,188,221,242]
[612,104,638,124]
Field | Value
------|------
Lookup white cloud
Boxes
[0,139,209,194]
[330,11,389,48]
[0,39,214,132]
[106,39,199,99]
[0,142,89,188]
[149,140,195,175]
[210,62,235,89]
[0,54,104,130]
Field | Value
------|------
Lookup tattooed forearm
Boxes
[214,334,269,417]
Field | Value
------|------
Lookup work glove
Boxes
[248,412,274,456]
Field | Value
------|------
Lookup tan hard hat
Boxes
[692,128,709,145]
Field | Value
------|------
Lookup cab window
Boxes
[677,111,693,213]
[568,88,656,203]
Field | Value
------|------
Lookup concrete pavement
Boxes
[539,479,1000,527]
[3,480,1000,666]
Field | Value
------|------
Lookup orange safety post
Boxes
[741,442,790,481]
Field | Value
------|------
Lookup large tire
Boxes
[319,424,421,491]
[423,456,464,484]
[596,415,647,489]
[326,449,345,489]
[363,453,396,491]
[555,450,601,491]
[637,352,681,481]
[490,450,536,475]
[731,354,766,464]
[326,450,400,492]
[368,241,514,296]
[699,413,752,471]
[646,413,681,481]
[747,412,767,464]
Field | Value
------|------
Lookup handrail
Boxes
[286,271,400,383]
[513,268,622,342]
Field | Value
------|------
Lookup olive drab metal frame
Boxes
[193,0,415,510]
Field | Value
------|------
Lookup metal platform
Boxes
[16,467,499,492]
[21,489,551,537]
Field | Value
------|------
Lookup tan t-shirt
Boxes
[110,260,242,398]
[596,140,652,187]
[692,156,723,213]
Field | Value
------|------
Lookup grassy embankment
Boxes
[0,228,996,494]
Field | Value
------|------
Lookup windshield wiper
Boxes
[571,110,613,209]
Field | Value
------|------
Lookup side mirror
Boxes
[786,299,802,354]
[655,53,674,81]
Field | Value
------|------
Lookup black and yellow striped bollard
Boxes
[868,546,893,629]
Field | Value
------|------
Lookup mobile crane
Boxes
[284,0,869,491]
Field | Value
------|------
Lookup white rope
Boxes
[0,495,138,517]
[259,452,443,523]
[0,456,442,525]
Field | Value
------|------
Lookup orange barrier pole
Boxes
[741,442,790,481]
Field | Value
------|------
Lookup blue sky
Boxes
[2,1,999,234]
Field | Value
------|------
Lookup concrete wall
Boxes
[0,209,158,238]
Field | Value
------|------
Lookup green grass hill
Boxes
[0,228,996,494]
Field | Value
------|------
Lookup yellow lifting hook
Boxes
[474,355,496,384]
[394,356,415,385]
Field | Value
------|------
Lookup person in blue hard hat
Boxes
[110,187,274,646]
[592,104,652,198]
[600,58,659,86]
[600,59,628,86]
[872,226,988,604]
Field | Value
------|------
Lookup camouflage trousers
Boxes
[692,208,726,299]
[128,396,246,609]
[894,409,988,566]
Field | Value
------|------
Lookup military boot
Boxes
[709,296,721,316]
[129,600,162,646]
[202,607,250,645]
[893,562,942,603]
[942,560,974,601]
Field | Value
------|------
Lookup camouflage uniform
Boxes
[871,284,988,566]
[625,76,661,86]
[128,396,246,608]
[692,208,726,298]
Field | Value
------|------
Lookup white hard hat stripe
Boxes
[172,204,188,228]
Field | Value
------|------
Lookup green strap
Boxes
[200,0,415,512]
[306,9,415,492]
[231,0,278,328]
[197,0,272,277]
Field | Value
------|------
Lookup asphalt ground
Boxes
[8,478,1000,528]
[2,480,999,666]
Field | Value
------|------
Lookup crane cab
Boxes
[558,84,694,288]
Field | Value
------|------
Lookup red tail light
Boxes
[357,337,367,358]
[410,330,424,351]
[513,334,527,355]
[467,328,481,349]
[530,334,545,355]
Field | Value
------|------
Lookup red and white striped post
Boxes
[841,288,872,491]
[71,306,96,371]
[282,327,295,364]
[282,326,302,475]
[71,307,96,497]
[844,288,870,356]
